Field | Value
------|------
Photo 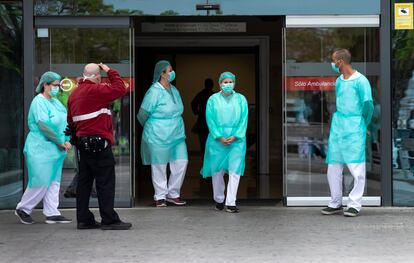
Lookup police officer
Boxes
[67,63,131,230]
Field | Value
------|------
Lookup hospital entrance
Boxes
[33,15,381,207]
[133,16,284,204]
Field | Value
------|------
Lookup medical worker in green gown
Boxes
[201,72,248,213]
[137,60,188,207]
[321,49,374,217]
[15,71,72,225]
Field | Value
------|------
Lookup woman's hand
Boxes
[58,142,71,152]
[64,142,72,151]
[225,136,236,144]
[218,137,230,145]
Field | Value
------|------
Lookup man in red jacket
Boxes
[67,63,131,230]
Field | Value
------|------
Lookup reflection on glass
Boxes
[284,27,380,198]
[35,28,132,207]
[392,29,414,206]
[0,1,24,209]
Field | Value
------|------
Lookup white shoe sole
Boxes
[45,220,72,224]
[166,198,187,206]
[343,212,359,217]
[15,210,34,225]
[321,209,343,215]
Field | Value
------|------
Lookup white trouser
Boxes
[327,163,366,211]
[16,181,61,217]
[212,170,240,206]
[151,160,188,201]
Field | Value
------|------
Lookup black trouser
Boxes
[76,146,120,225]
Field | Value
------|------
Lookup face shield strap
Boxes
[83,74,96,81]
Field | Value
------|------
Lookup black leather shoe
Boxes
[77,221,101,229]
[64,189,76,198]
[101,221,132,230]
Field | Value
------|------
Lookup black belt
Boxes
[77,136,109,153]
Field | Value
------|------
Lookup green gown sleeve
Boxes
[138,87,159,124]
[233,95,249,140]
[32,99,64,145]
[38,121,63,145]
[206,97,222,139]
[137,108,149,126]
[362,101,374,126]
[358,77,374,126]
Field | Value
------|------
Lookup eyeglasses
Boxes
[47,83,61,87]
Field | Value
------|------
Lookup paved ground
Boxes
[1,206,414,263]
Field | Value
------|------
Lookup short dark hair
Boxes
[333,48,352,64]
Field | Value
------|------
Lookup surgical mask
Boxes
[331,62,340,74]
[168,71,176,82]
[48,86,60,97]
[221,83,235,94]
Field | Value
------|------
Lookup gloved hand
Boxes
[64,124,73,136]
[64,124,77,146]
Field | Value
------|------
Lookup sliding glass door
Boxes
[283,16,381,206]
[34,19,134,207]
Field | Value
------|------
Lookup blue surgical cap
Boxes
[36,71,62,93]
[219,71,236,84]
[153,60,171,83]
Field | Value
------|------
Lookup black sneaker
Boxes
[101,221,132,230]
[155,199,167,207]
[226,206,239,213]
[215,202,225,211]
[77,221,101,230]
[344,207,359,217]
[45,215,72,224]
[321,207,343,215]
[15,209,34,225]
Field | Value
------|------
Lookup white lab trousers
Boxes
[16,181,61,217]
[151,160,188,201]
[212,170,240,206]
[327,163,366,211]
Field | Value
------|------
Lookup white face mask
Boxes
[83,74,96,81]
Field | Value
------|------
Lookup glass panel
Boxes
[33,0,379,16]
[35,27,133,207]
[284,27,380,198]
[392,27,414,205]
[0,1,24,209]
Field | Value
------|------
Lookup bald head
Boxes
[84,63,100,76]
[83,63,101,83]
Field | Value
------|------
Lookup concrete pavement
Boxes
[1,206,414,263]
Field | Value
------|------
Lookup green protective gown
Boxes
[326,71,374,164]
[201,92,249,178]
[24,94,68,188]
[138,82,188,165]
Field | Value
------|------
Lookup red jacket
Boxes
[67,69,127,145]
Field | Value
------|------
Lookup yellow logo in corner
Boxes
[395,3,413,30]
